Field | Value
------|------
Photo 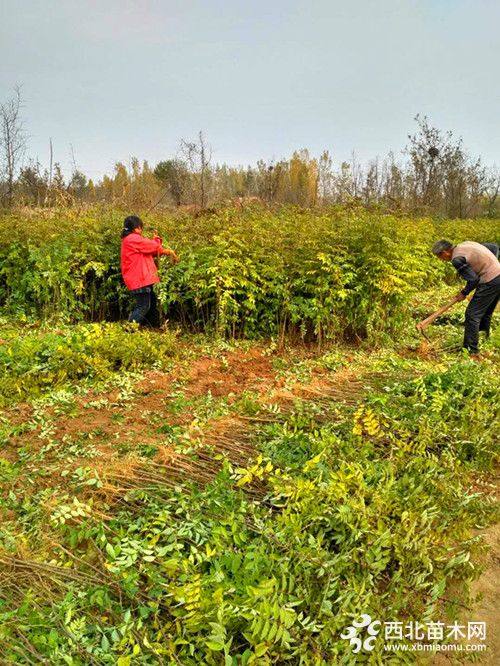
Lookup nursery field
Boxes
[0,207,499,664]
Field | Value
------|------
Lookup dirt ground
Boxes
[424,479,499,665]
[468,520,500,664]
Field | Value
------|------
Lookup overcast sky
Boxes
[1,0,499,179]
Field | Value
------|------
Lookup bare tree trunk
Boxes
[200,132,206,209]
[486,171,500,217]
[44,138,53,206]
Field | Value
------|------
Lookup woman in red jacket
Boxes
[120,215,179,326]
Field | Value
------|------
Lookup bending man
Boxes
[431,240,500,358]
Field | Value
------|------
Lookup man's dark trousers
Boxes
[464,275,500,354]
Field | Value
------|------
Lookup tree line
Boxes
[1,87,498,217]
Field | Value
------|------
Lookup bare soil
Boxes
[422,474,499,665]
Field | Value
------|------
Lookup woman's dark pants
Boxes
[128,285,160,327]
[464,276,500,354]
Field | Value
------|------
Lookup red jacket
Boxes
[121,233,167,291]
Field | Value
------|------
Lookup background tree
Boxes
[68,169,88,199]
[1,91,498,217]
[18,159,47,206]
[405,114,491,217]
[67,145,89,202]
[180,131,212,209]
[154,159,189,206]
[0,86,27,206]
[317,150,334,203]
[485,167,500,218]
[381,153,406,212]
[288,150,318,206]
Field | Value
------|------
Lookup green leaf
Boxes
[117,657,132,666]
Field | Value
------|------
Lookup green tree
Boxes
[154,159,189,206]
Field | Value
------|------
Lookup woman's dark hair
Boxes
[121,215,144,238]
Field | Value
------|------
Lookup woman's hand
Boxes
[162,247,179,263]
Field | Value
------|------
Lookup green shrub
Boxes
[0,206,498,340]
[0,322,177,405]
